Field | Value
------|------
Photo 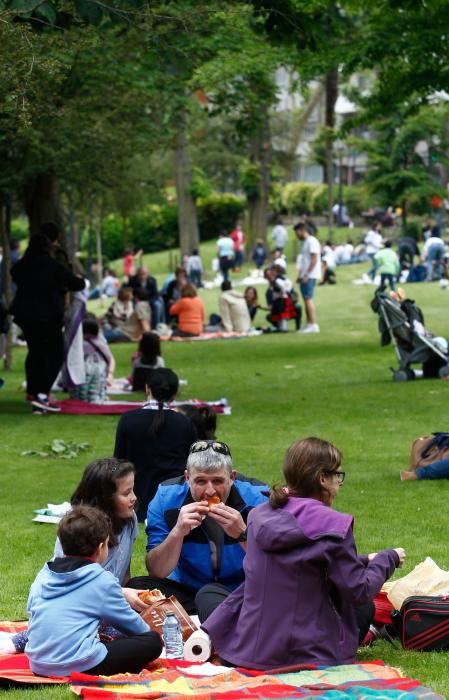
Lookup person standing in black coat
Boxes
[11,234,85,414]
[114,368,196,521]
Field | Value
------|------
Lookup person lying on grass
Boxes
[26,506,161,677]
[202,437,406,669]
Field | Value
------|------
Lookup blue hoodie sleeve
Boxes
[326,529,399,606]
[99,572,150,635]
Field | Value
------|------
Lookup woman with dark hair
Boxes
[10,234,85,414]
[130,331,164,392]
[203,437,405,669]
[175,404,217,440]
[114,368,196,521]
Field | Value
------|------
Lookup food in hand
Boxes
[138,588,166,604]
[207,495,221,509]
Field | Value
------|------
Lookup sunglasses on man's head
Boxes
[189,440,232,457]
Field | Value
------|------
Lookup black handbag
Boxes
[392,595,449,651]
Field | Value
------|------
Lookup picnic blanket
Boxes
[57,398,231,415]
[160,330,262,342]
[69,660,442,699]
[0,651,441,699]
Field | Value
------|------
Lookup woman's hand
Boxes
[394,547,406,567]
[122,587,149,612]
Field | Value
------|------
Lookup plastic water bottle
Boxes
[163,612,183,659]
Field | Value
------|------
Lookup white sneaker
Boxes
[300,324,320,333]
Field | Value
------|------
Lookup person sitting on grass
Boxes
[202,437,405,669]
[130,331,165,392]
[70,317,115,403]
[26,505,162,677]
[114,368,196,521]
[126,440,268,621]
[169,283,205,337]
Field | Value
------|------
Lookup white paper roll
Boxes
[183,629,212,662]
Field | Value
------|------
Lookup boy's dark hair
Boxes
[58,505,111,557]
[40,221,60,242]
[221,280,232,292]
[83,317,99,337]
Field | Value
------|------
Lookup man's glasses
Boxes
[189,440,232,457]
[323,470,346,484]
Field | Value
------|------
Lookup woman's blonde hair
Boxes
[270,437,342,508]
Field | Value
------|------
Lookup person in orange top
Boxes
[169,284,205,336]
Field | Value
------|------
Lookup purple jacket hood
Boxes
[251,496,353,553]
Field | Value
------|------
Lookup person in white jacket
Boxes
[218,281,251,332]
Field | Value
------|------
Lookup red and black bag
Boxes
[394,595,449,651]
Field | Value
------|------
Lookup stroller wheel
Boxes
[438,365,449,379]
[393,370,411,382]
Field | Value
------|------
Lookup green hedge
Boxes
[197,193,246,240]
[97,193,246,260]
[270,182,372,218]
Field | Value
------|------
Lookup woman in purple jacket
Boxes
[203,437,405,669]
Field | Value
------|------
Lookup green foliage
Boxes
[281,182,316,214]
[404,220,421,241]
[189,167,213,201]
[100,205,179,261]
[101,215,126,261]
[197,192,246,240]
[131,204,178,254]
[21,439,90,459]
[239,161,262,199]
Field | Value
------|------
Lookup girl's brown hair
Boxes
[182,283,197,298]
[270,437,342,509]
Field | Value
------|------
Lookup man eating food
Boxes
[127,440,267,621]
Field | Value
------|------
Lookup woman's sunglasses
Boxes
[189,440,232,457]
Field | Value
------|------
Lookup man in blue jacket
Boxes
[129,440,267,619]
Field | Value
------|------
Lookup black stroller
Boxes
[371,290,449,381]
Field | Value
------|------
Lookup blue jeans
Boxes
[103,327,130,343]
[150,297,165,328]
[300,278,316,301]
[367,253,378,280]
[380,273,396,291]
[416,458,449,479]
[426,244,444,281]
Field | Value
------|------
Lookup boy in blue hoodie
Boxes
[26,505,162,677]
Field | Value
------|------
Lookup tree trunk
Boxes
[174,125,199,258]
[0,202,13,370]
[247,107,271,247]
[22,172,65,239]
[324,69,339,236]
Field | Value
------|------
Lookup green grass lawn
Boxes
[1,254,449,697]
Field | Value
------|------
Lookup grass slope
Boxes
[1,258,449,697]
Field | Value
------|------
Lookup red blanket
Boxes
[58,398,230,415]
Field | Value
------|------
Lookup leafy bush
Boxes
[102,214,126,260]
[281,182,316,214]
[197,193,246,240]
[131,204,178,253]
[404,220,421,240]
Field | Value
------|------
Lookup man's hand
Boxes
[208,503,245,539]
[174,502,209,538]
